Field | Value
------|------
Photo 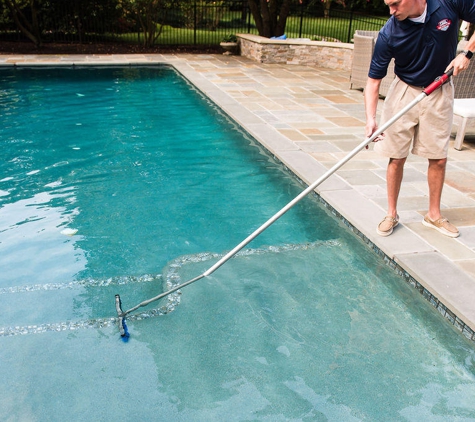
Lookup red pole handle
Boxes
[423,68,454,96]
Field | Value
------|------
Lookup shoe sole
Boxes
[422,218,459,238]
[377,221,398,237]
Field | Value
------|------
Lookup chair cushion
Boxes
[454,98,475,118]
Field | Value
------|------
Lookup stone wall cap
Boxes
[237,33,353,49]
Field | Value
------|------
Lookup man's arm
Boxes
[364,77,383,139]
[447,28,475,75]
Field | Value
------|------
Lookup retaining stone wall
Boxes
[238,34,353,72]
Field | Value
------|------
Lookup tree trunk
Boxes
[275,0,291,37]
[260,0,272,37]
[4,0,42,46]
[247,0,264,35]
[135,0,166,48]
[247,0,292,38]
[323,0,331,18]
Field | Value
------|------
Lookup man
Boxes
[364,0,475,238]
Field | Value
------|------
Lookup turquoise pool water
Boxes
[0,66,474,421]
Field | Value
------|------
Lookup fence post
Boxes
[299,1,304,38]
[194,0,197,45]
[247,0,251,33]
[347,9,354,43]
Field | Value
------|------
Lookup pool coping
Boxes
[1,54,474,342]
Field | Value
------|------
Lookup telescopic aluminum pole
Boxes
[116,70,453,335]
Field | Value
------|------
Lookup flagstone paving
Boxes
[1,52,475,340]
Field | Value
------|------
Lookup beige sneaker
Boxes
[422,215,459,238]
[377,215,399,237]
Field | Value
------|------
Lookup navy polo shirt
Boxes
[369,0,475,87]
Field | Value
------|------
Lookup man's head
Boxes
[385,0,426,21]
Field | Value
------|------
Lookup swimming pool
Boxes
[1,66,474,420]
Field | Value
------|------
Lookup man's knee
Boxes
[428,158,447,169]
[388,157,407,168]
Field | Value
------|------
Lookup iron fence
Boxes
[0,0,389,46]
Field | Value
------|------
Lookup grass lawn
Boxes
[115,13,388,46]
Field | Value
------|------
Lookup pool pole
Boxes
[115,70,453,337]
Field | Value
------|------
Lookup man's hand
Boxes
[448,30,475,76]
[364,77,384,148]
[447,53,471,76]
[365,118,385,141]
[364,119,385,149]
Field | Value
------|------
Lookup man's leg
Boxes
[422,158,459,237]
[386,157,406,218]
[377,157,406,236]
[426,158,446,221]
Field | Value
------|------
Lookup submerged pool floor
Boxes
[1,66,475,420]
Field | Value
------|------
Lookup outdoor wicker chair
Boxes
[350,31,376,91]
[350,30,396,97]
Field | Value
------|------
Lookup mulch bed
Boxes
[0,41,223,55]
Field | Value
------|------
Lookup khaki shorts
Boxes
[374,76,454,159]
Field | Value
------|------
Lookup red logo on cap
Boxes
[437,19,451,31]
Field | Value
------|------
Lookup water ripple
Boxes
[1,241,340,337]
